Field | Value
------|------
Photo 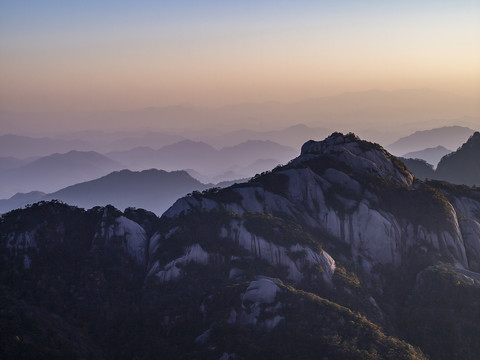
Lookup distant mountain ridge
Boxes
[0,137,295,199]
[401,132,480,186]
[0,150,123,198]
[402,146,452,167]
[107,139,297,178]
[44,169,209,215]
[200,124,331,149]
[0,169,248,215]
[0,134,90,158]
[387,126,475,155]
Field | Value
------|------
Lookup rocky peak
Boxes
[298,132,413,186]
[301,132,360,155]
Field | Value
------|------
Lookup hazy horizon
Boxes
[1,1,480,155]
[1,88,480,141]
[2,1,479,113]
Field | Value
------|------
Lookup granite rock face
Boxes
[160,133,476,277]
[2,133,480,360]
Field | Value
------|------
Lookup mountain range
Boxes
[0,132,186,157]
[0,134,90,158]
[401,131,480,186]
[435,132,480,186]
[0,125,323,161]
[402,145,452,167]
[2,132,480,359]
[0,151,123,198]
[44,169,211,215]
[106,139,297,178]
[0,138,294,198]
[387,126,475,155]
[199,124,331,149]
[0,169,242,216]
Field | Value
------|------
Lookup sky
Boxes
[1,0,480,112]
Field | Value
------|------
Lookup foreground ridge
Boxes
[2,132,480,360]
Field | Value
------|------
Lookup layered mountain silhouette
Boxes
[402,145,451,167]
[0,131,187,156]
[398,158,435,180]
[2,139,281,199]
[44,169,210,215]
[107,139,297,178]
[402,132,480,185]
[0,169,221,215]
[0,150,123,198]
[387,126,475,155]
[435,132,480,186]
[0,191,46,214]
[200,124,331,149]
[2,132,480,359]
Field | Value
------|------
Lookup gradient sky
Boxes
[1,0,479,111]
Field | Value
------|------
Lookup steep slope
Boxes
[399,158,435,180]
[0,203,153,359]
[156,133,480,359]
[1,201,427,360]
[2,133,480,359]
[164,132,469,272]
[435,132,480,186]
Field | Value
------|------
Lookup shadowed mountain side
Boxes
[401,132,480,185]
[399,158,435,180]
[387,126,475,155]
[0,151,123,198]
[402,146,452,167]
[435,132,480,186]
